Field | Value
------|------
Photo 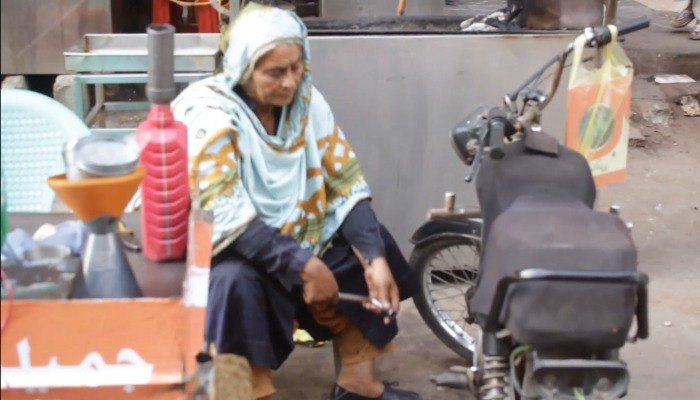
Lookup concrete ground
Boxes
[618,0,700,79]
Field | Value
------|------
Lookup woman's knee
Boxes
[209,257,262,298]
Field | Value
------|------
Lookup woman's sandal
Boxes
[329,384,422,400]
[672,8,695,28]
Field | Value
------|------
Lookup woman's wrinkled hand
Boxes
[364,257,400,325]
[300,256,339,305]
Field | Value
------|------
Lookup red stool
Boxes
[197,3,220,33]
[152,0,221,33]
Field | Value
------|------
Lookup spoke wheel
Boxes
[410,235,481,361]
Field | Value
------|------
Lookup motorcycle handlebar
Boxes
[462,17,650,180]
[588,16,651,47]
[508,17,651,102]
[616,16,651,38]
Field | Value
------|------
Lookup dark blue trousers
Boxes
[205,225,418,369]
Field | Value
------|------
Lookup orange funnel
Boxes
[47,166,145,222]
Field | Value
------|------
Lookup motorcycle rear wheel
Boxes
[410,235,481,361]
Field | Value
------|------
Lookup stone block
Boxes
[1,75,28,89]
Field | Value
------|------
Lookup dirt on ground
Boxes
[600,79,700,400]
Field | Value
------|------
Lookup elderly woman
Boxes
[173,3,420,400]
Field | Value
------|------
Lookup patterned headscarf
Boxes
[172,2,371,256]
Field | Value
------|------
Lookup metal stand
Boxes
[72,215,142,299]
[72,72,210,135]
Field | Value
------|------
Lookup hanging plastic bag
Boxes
[565,26,633,187]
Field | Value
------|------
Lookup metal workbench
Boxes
[63,33,218,132]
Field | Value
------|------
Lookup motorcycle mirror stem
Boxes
[465,142,485,183]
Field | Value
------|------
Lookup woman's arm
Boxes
[338,199,385,263]
[216,218,313,290]
[219,219,339,303]
[340,199,402,323]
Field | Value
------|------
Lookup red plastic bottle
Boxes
[137,105,190,261]
[137,23,190,262]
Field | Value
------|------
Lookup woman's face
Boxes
[243,44,304,108]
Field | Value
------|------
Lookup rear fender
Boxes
[410,217,482,247]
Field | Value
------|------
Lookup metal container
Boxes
[2,251,81,300]
[22,245,71,268]
[72,134,140,179]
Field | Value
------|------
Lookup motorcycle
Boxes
[409,17,651,399]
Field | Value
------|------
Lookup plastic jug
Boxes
[138,106,189,261]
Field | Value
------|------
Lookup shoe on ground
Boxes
[329,384,422,400]
[672,9,694,28]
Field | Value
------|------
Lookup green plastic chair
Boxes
[0,89,91,212]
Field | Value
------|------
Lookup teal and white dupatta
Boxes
[173,3,371,256]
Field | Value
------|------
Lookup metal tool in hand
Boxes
[338,292,397,319]
[345,245,399,319]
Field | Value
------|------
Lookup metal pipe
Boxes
[338,293,397,318]
[146,24,176,104]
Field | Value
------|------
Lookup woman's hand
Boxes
[363,257,400,325]
[300,256,339,305]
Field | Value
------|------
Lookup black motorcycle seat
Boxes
[470,194,638,350]
[476,140,597,251]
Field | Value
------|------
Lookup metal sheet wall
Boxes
[307,34,574,251]
[1,0,112,75]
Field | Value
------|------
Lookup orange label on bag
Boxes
[566,77,632,186]
[565,36,633,187]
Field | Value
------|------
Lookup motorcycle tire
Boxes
[410,235,481,362]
